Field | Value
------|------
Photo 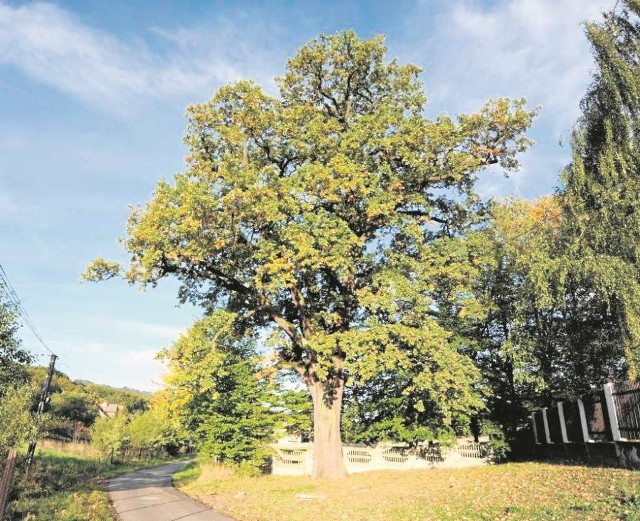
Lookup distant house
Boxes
[98,402,123,418]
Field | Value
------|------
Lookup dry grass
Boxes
[175,461,640,521]
[39,439,103,459]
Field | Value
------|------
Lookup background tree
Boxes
[0,385,36,460]
[49,392,98,426]
[562,0,640,376]
[90,412,130,460]
[85,31,535,478]
[157,311,275,475]
[46,391,99,439]
[0,292,32,393]
[128,408,178,457]
[274,388,313,441]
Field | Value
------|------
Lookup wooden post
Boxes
[0,449,18,519]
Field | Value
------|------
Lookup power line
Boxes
[0,263,85,381]
[0,263,57,357]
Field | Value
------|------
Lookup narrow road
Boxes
[108,462,235,521]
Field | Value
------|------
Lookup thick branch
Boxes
[290,286,312,338]
[396,207,447,224]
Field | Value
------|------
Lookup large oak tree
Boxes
[85,31,534,478]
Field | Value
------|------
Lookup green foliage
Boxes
[439,195,628,441]
[85,31,535,466]
[8,447,166,521]
[479,420,510,463]
[0,293,32,393]
[127,408,179,453]
[562,0,640,376]
[158,311,275,474]
[20,366,150,446]
[89,413,130,456]
[274,388,312,439]
[49,392,99,426]
[0,384,36,457]
[342,370,463,446]
[88,407,178,459]
[74,378,149,413]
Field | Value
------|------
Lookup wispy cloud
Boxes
[408,0,610,131]
[89,317,186,342]
[0,2,280,114]
[401,0,612,198]
[120,348,159,364]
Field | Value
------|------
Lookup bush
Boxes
[0,385,36,457]
[480,420,510,462]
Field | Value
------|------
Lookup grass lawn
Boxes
[6,445,171,521]
[175,461,640,521]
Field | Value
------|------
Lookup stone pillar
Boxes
[577,399,590,442]
[557,402,569,443]
[603,383,622,442]
[531,412,540,444]
[542,408,552,444]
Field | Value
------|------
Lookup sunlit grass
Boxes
[177,461,640,521]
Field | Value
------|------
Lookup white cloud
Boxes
[410,0,611,130]
[100,318,185,341]
[0,2,279,113]
[118,349,167,391]
[120,348,159,364]
[401,0,613,198]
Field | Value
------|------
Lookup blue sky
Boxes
[0,0,614,390]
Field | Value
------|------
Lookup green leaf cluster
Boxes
[0,384,36,458]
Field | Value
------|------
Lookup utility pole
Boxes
[26,354,57,467]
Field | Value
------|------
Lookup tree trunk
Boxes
[309,377,346,479]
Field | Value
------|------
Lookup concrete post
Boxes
[603,383,622,442]
[577,399,590,442]
[531,412,540,444]
[557,402,569,443]
[542,407,552,444]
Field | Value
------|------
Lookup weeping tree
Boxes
[85,31,534,478]
[562,0,640,376]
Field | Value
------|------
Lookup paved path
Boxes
[108,462,235,521]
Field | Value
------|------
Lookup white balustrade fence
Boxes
[272,439,490,476]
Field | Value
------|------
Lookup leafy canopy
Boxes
[85,31,535,435]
